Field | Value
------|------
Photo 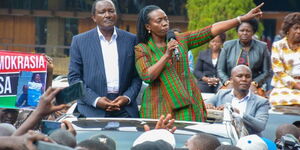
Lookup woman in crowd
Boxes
[269,12,300,106]
[134,3,264,121]
[217,18,271,95]
[194,33,226,93]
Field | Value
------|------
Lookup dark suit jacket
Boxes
[206,89,270,135]
[194,49,219,93]
[68,27,141,117]
[217,39,271,86]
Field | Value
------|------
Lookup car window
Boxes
[76,130,233,149]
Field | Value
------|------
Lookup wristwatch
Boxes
[251,81,258,87]
[224,80,231,86]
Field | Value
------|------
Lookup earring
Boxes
[148,30,151,34]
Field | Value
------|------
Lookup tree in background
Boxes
[186,0,264,60]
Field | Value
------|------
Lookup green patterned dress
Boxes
[135,26,213,121]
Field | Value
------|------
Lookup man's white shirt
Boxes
[230,89,251,117]
[93,27,130,107]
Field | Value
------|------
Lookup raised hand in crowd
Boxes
[44,55,54,90]
[0,130,52,150]
[144,114,177,133]
[13,87,68,136]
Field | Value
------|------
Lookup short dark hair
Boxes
[236,18,259,33]
[91,0,115,15]
[136,5,161,43]
[275,124,300,140]
[189,133,221,150]
[293,121,300,128]
[77,139,110,150]
[281,12,300,36]
[49,129,77,148]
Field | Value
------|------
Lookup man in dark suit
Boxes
[205,65,270,135]
[68,0,141,118]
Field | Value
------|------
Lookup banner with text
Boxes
[0,51,47,109]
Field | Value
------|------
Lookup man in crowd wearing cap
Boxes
[205,65,270,135]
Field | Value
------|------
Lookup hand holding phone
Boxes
[55,81,85,105]
[41,120,61,135]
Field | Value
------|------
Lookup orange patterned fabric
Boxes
[270,37,300,106]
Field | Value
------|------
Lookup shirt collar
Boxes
[96,26,118,42]
[230,89,251,103]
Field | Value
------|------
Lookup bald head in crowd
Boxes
[230,65,253,94]
[230,65,252,77]
[186,133,221,150]
[0,123,16,136]
[276,124,300,140]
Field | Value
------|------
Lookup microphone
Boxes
[166,30,179,61]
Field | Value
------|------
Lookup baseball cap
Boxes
[261,137,277,150]
[132,129,176,148]
[0,123,16,136]
[131,140,173,150]
[236,135,268,150]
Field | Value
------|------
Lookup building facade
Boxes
[0,0,298,74]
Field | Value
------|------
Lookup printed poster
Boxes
[0,50,47,109]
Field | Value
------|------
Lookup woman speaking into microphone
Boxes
[134,3,264,121]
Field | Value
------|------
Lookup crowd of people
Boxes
[1,0,300,149]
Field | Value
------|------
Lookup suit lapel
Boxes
[206,50,215,68]
[245,92,254,114]
[116,28,125,90]
[235,40,242,67]
[201,50,213,67]
[248,40,255,69]
[91,28,107,84]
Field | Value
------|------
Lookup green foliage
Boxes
[186,0,264,61]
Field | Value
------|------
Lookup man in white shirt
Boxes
[205,65,270,135]
[68,0,141,117]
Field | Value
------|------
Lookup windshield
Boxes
[76,130,232,149]
[72,119,233,149]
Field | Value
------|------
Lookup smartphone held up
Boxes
[55,81,85,105]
